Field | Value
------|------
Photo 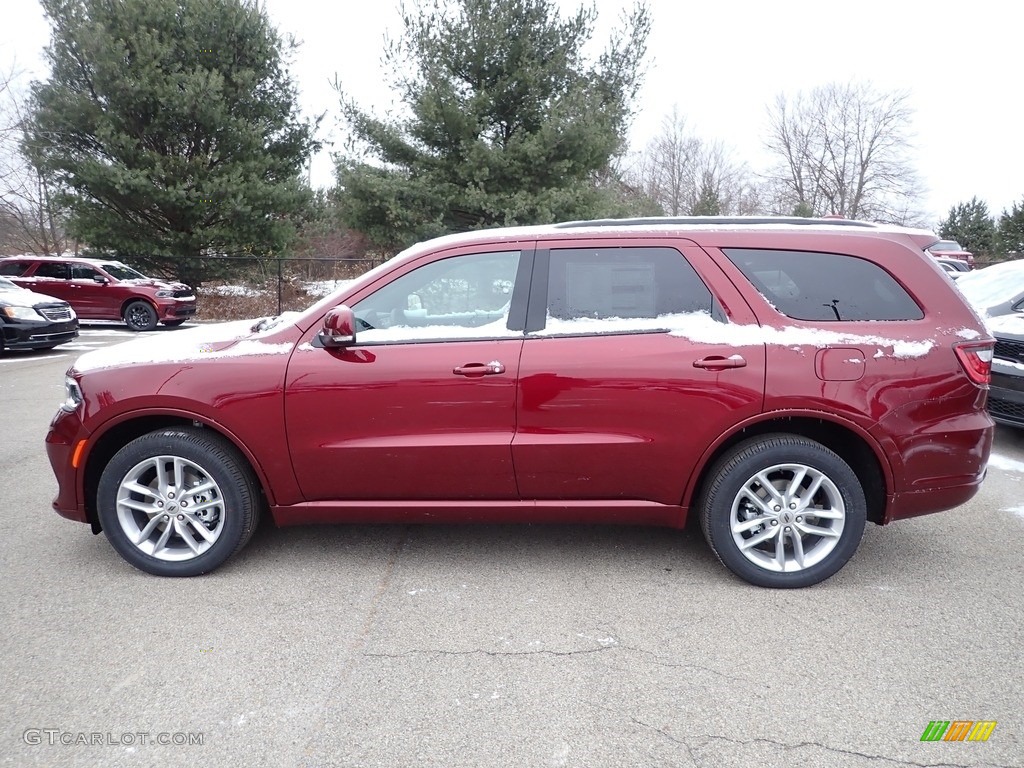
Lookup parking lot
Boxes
[1,325,1021,768]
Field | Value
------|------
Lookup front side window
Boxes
[71,264,102,280]
[723,248,923,322]
[541,246,717,334]
[351,250,522,343]
[102,263,147,280]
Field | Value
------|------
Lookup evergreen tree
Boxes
[938,197,997,255]
[336,0,650,251]
[24,0,319,284]
[997,198,1024,255]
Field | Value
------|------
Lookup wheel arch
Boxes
[82,412,274,531]
[120,297,158,319]
[684,413,891,527]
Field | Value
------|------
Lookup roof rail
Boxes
[551,216,878,229]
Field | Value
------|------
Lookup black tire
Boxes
[162,319,187,327]
[96,427,262,576]
[123,300,158,331]
[699,434,867,588]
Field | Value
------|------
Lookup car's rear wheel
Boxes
[123,300,158,331]
[699,434,866,588]
[96,428,261,576]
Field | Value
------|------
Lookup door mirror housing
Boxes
[92,275,109,284]
[319,305,356,348]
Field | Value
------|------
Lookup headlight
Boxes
[155,290,173,298]
[0,305,43,321]
[61,376,84,413]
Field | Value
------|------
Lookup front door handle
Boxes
[453,361,506,376]
[693,355,747,371]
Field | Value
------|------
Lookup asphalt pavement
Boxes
[0,324,1021,767]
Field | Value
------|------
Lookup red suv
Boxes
[0,255,196,331]
[45,218,994,587]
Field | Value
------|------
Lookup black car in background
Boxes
[986,315,1024,428]
[0,277,79,353]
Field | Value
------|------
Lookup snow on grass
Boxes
[303,279,356,298]
[206,285,268,298]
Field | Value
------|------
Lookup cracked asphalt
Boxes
[1,328,1021,767]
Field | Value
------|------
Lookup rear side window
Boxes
[34,262,70,279]
[548,247,715,320]
[0,261,31,276]
[723,248,923,322]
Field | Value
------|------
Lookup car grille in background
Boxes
[990,397,1024,423]
[994,337,1024,365]
[173,289,194,298]
[37,305,73,321]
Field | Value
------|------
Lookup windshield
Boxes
[101,262,147,280]
[956,262,1024,309]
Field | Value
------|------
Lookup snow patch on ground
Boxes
[987,453,1024,474]
[303,279,356,298]
[206,285,267,298]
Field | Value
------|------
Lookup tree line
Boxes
[0,0,1020,285]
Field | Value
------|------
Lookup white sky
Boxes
[3,0,1022,226]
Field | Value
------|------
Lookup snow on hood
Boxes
[74,317,292,373]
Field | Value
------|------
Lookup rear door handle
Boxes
[693,355,747,370]
[453,361,506,376]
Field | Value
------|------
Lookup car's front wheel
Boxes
[699,435,866,588]
[123,300,158,331]
[96,428,261,576]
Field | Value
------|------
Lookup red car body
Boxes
[45,218,995,585]
[0,255,196,330]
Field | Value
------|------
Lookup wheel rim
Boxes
[126,304,152,329]
[730,463,845,573]
[115,455,226,561]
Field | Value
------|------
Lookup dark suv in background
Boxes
[0,255,196,331]
[46,217,994,587]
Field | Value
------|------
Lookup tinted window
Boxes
[71,264,101,280]
[0,261,30,276]
[547,247,714,321]
[723,248,923,322]
[34,262,70,279]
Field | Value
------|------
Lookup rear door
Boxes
[512,239,766,506]
[19,261,73,304]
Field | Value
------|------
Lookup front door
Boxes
[285,248,530,501]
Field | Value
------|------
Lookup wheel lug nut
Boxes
[771,519,778,526]
[157,501,164,508]
[789,503,797,509]
[177,514,184,520]
[773,505,781,512]
[163,515,169,521]
[180,501,187,507]
[796,516,802,523]
[168,492,175,499]
[785,526,791,532]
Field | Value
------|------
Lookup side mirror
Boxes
[318,305,356,348]
[92,275,109,284]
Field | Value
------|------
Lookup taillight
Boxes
[954,341,993,385]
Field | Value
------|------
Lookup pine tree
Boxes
[24,0,319,284]
[938,197,997,255]
[997,198,1024,255]
[336,0,650,251]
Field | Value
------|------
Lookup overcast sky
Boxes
[3,0,1022,226]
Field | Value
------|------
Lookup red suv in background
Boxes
[0,255,196,331]
[45,217,994,587]
[926,239,975,269]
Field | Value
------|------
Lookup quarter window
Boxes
[351,250,523,343]
[723,248,923,322]
[0,261,30,276]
